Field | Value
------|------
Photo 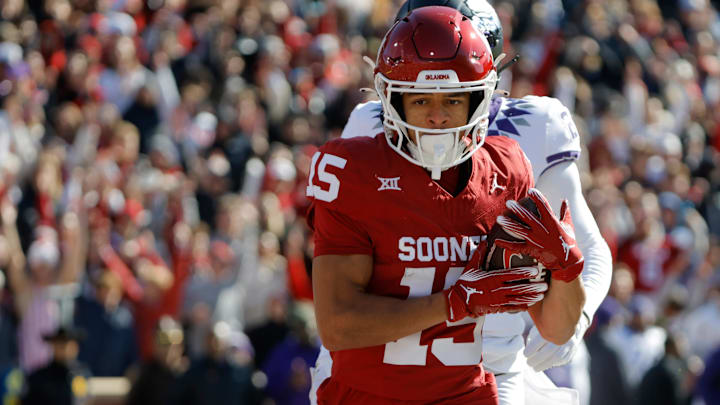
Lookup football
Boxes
[484,196,548,280]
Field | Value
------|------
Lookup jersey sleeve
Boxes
[305,138,374,257]
[534,96,582,177]
[312,205,373,257]
[511,141,535,200]
[493,96,581,180]
[340,101,384,139]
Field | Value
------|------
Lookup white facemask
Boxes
[374,70,497,181]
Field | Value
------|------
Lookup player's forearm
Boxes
[529,277,585,344]
[316,290,448,351]
[577,230,612,319]
[313,254,450,351]
[557,164,612,320]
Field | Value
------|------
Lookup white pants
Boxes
[543,341,589,405]
[494,371,524,405]
[490,367,577,405]
[309,347,332,405]
[522,367,579,405]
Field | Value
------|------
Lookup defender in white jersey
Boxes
[310,2,612,404]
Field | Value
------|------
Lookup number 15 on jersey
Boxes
[385,266,484,367]
[307,152,347,203]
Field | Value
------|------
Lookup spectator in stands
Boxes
[1,197,86,372]
[0,262,20,405]
[679,273,720,361]
[636,333,693,405]
[172,321,259,405]
[0,249,18,367]
[74,269,138,377]
[607,295,667,396]
[246,295,290,369]
[262,302,319,405]
[697,344,720,405]
[587,298,631,405]
[126,317,186,405]
[182,240,237,359]
[240,231,288,331]
[22,326,91,405]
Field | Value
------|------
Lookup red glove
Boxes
[444,242,548,322]
[496,188,584,283]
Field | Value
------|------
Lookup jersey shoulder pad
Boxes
[306,136,385,213]
[522,96,581,171]
[483,132,522,155]
[341,100,384,139]
[490,96,580,179]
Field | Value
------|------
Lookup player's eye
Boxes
[446,98,463,105]
[412,98,428,105]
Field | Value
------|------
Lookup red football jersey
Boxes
[307,134,533,401]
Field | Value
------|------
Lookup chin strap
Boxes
[407,132,457,180]
[431,167,441,180]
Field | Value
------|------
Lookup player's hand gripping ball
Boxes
[485,195,543,273]
[495,188,584,283]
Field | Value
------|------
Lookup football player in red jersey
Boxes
[308,7,585,404]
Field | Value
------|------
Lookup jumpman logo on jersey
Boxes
[378,176,401,191]
[560,236,576,261]
[490,172,505,194]
[460,285,483,305]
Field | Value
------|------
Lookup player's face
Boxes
[402,92,471,142]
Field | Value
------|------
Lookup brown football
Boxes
[484,196,546,277]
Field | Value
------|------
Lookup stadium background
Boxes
[0,0,719,404]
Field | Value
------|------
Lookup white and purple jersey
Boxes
[487,96,581,180]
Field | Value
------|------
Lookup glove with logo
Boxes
[496,188,584,283]
[444,242,548,322]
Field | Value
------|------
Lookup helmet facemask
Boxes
[374,69,497,180]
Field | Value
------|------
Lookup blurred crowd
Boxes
[0,0,719,404]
